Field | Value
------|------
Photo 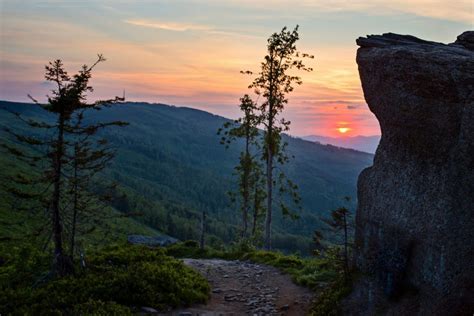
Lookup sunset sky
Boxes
[0,0,471,137]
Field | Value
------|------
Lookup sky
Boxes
[0,0,471,137]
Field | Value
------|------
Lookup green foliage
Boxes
[0,244,210,314]
[166,240,226,259]
[310,276,353,316]
[0,244,50,289]
[240,251,339,290]
[72,300,132,315]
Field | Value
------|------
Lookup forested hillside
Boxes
[0,100,373,253]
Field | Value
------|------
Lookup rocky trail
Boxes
[161,259,314,316]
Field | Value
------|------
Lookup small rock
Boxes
[178,313,193,316]
[141,306,158,313]
[128,234,178,247]
[212,288,222,293]
[281,304,290,311]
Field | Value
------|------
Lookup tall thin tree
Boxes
[325,197,353,277]
[245,26,313,249]
[218,94,264,239]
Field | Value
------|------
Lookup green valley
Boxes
[0,100,373,254]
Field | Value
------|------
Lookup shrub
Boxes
[0,244,210,315]
[73,300,132,315]
[310,276,353,316]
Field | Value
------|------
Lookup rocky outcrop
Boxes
[347,32,474,315]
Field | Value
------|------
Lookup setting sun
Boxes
[338,127,351,134]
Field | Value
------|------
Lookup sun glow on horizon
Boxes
[338,127,351,134]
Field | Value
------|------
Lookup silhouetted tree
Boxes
[244,26,313,250]
[1,55,125,276]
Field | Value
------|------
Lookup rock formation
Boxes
[348,32,474,315]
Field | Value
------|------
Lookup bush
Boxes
[0,245,50,290]
[0,244,210,315]
[310,276,353,316]
[73,300,132,316]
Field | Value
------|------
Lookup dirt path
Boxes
[161,259,313,316]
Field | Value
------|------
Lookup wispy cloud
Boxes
[216,0,473,24]
[123,19,264,40]
[124,19,212,32]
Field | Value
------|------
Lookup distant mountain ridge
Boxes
[0,100,374,253]
[301,134,381,154]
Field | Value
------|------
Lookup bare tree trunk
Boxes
[70,145,79,260]
[241,136,250,238]
[200,210,206,249]
[51,114,72,276]
[242,182,249,238]
[251,183,259,237]
[343,212,348,276]
[264,125,273,250]
[264,55,275,251]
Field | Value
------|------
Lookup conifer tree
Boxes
[66,108,126,260]
[1,55,126,276]
[324,197,353,277]
[244,26,313,249]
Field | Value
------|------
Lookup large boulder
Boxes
[347,32,474,315]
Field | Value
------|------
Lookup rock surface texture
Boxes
[348,32,474,315]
